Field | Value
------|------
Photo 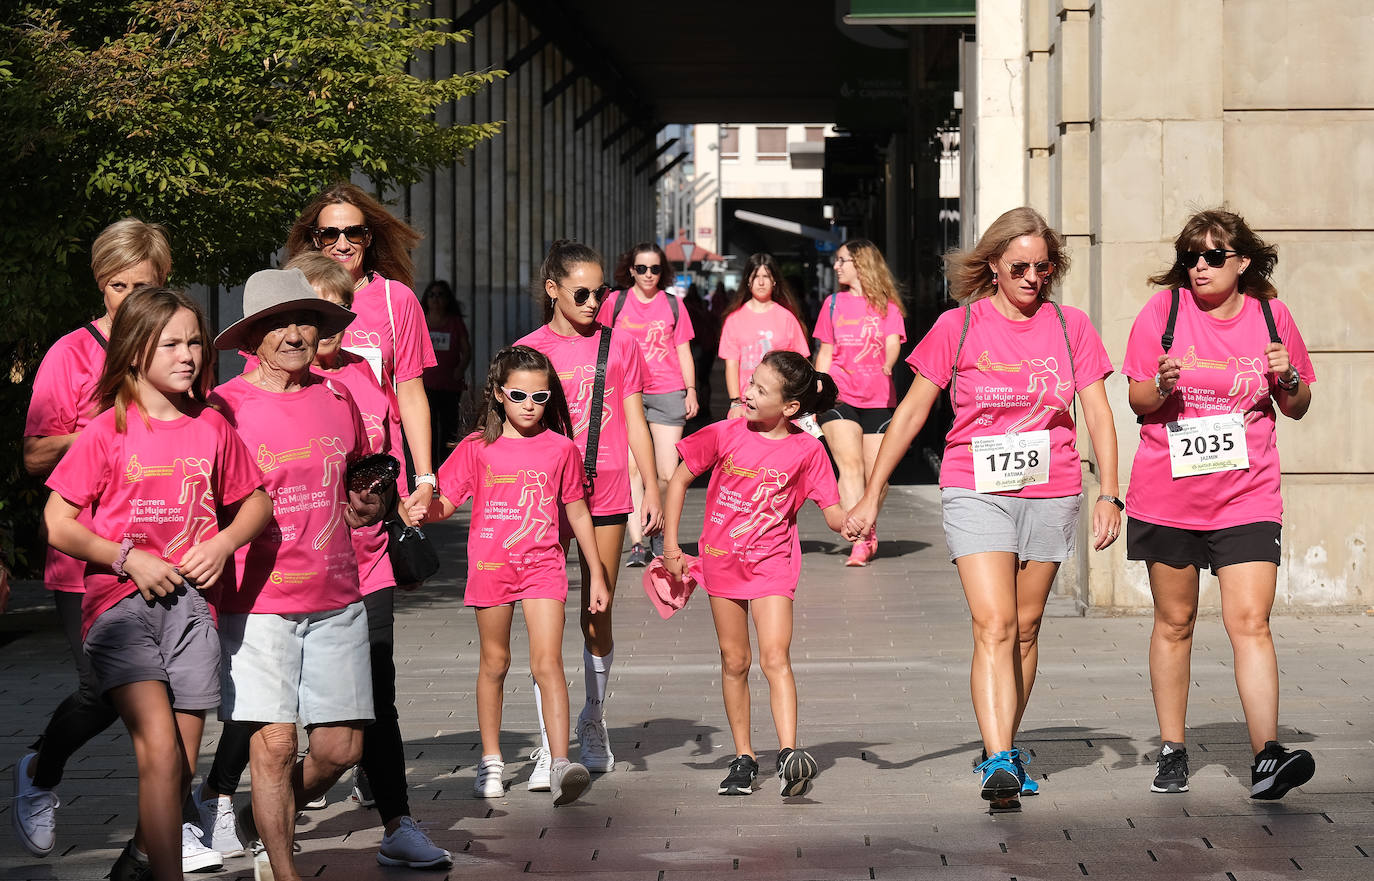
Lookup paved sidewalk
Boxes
[2,485,1372,881]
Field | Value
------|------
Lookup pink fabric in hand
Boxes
[641,554,702,619]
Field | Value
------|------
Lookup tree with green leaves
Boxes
[1,0,504,575]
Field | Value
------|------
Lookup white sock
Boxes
[532,675,550,753]
[582,647,613,721]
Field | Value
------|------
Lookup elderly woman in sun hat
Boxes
[208,267,385,881]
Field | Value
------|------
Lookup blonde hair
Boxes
[944,207,1070,303]
[842,239,906,317]
[90,218,172,289]
[285,252,355,308]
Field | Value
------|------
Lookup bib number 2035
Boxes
[1167,413,1249,478]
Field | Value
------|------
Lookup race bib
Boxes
[971,430,1051,493]
[430,330,451,352]
[1167,413,1249,477]
[343,345,385,385]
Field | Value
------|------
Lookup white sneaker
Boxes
[578,714,615,772]
[303,793,328,810]
[473,756,504,798]
[350,766,375,808]
[11,753,58,857]
[527,747,551,791]
[252,843,274,881]
[181,822,224,873]
[550,760,591,807]
[376,816,452,868]
[194,783,244,857]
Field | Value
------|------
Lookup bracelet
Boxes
[663,548,684,560]
[729,400,744,408]
[413,473,437,490]
[1152,373,1170,399]
[1097,494,1125,511]
[111,537,136,580]
[1276,369,1300,392]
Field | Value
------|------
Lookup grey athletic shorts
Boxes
[941,487,1081,563]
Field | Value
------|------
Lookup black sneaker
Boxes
[1151,743,1189,793]
[650,533,665,558]
[718,754,758,795]
[777,747,817,797]
[625,544,647,568]
[1250,741,1314,800]
[107,840,151,881]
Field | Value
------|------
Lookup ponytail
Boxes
[535,239,603,323]
[759,350,838,417]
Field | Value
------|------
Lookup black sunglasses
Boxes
[1007,261,1054,279]
[502,387,552,404]
[632,264,662,275]
[313,225,370,246]
[1178,248,1239,268]
[558,282,610,305]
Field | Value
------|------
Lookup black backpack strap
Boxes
[1161,287,1181,352]
[612,289,629,326]
[1259,297,1282,345]
[583,327,613,489]
[667,292,679,325]
[1049,301,1079,424]
[84,322,107,350]
[949,304,972,410]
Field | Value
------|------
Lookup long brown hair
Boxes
[841,239,907,317]
[535,239,603,323]
[475,346,573,444]
[1147,208,1278,300]
[95,287,214,431]
[285,182,422,289]
[944,207,1071,303]
[724,253,805,327]
[613,241,671,292]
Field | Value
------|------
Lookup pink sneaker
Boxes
[845,533,877,567]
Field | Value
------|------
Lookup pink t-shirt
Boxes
[906,297,1113,498]
[596,291,694,394]
[46,405,263,638]
[813,292,907,408]
[25,323,108,592]
[314,354,396,595]
[437,430,584,607]
[210,375,369,614]
[1122,289,1315,529]
[677,419,839,600]
[342,273,437,385]
[515,324,648,515]
[718,304,811,394]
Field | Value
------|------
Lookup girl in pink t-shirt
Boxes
[44,288,271,881]
[1123,209,1316,801]
[843,208,1122,812]
[718,252,811,416]
[418,346,609,807]
[812,239,908,566]
[516,240,661,784]
[664,351,845,799]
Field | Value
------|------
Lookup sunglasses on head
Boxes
[502,387,551,404]
[313,225,370,246]
[1178,248,1239,268]
[632,263,662,275]
[1006,261,1054,279]
[557,282,610,305]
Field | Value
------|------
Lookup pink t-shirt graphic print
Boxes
[718,305,811,395]
[597,292,694,394]
[813,292,906,408]
[677,419,839,600]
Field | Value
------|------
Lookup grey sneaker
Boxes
[626,543,648,567]
[777,747,818,797]
[194,784,244,857]
[551,760,590,806]
[377,816,452,868]
[650,533,665,558]
[577,714,615,772]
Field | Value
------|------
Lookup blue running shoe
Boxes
[1011,747,1038,796]
[975,750,1021,809]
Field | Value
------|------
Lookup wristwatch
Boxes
[414,473,437,491]
[1097,494,1125,511]
[1276,368,1300,392]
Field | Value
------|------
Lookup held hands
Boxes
[122,548,187,601]
[1155,354,1182,396]
[398,482,435,526]
[176,535,234,592]
[1090,499,1122,551]
[841,498,879,543]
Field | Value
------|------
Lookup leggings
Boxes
[206,588,411,824]
[29,591,121,789]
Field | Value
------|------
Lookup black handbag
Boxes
[386,518,440,584]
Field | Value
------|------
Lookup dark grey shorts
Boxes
[642,390,687,427]
[83,586,221,710]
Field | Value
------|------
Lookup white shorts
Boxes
[218,602,374,726]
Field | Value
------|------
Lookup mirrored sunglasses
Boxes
[1008,261,1054,279]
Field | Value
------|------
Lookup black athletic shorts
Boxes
[1126,518,1281,572]
[817,401,894,434]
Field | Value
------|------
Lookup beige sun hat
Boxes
[213,267,355,351]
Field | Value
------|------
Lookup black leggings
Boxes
[206,589,411,824]
[29,591,121,789]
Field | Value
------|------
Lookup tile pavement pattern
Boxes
[2,486,1371,880]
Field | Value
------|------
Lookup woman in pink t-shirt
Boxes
[286,183,439,536]
[1124,209,1316,801]
[813,239,908,566]
[718,253,811,416]
[600,242,697,566]
[844,208,1122,812]
[14,218,170,861]
[419,346,609,807]
[664,351,845,799]
[45,288,271,881]
[517,240,661,787]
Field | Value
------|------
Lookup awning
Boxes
[843,0,975,25]
[664,240,724,264]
